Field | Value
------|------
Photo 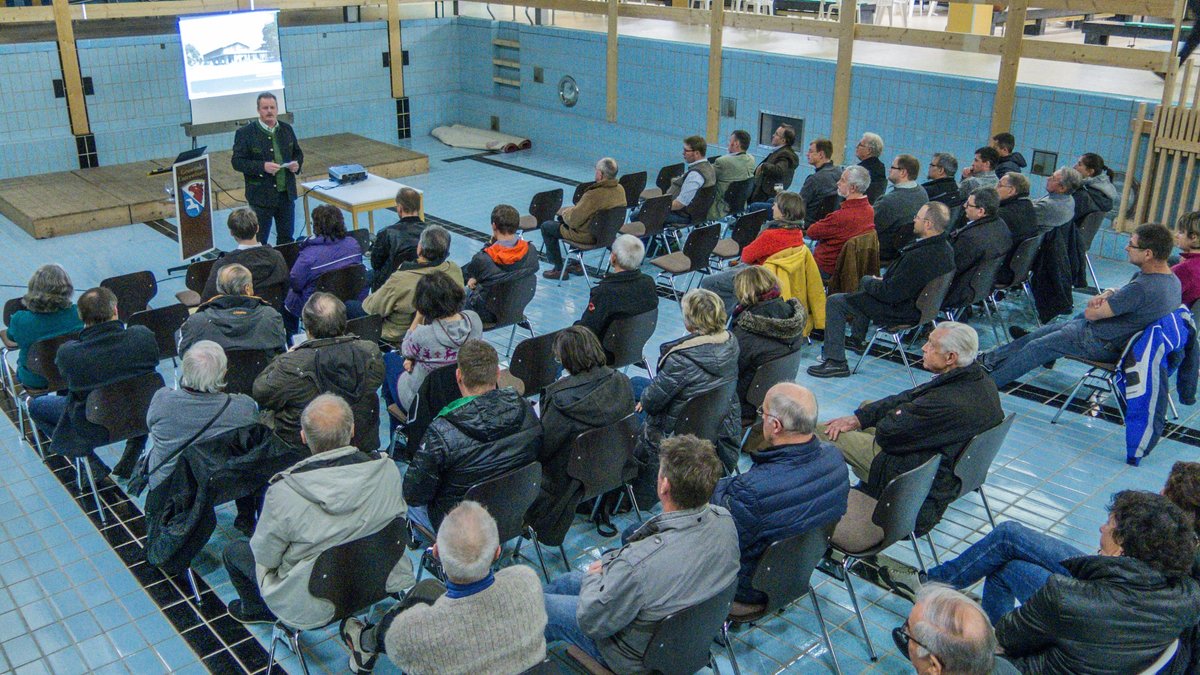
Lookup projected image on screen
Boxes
[179,10,286,126]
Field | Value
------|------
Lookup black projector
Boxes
[329,164,367,185]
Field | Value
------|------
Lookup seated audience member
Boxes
[700,192,807,314]
[541,158,626,280]
[996,172,1038,243]
[1032,166,1079,233]
[958,147,1001,202]
[981,223,1181,388]
[795,137,840,222]
[993,491,1200,674]
[942,187,1011,310]
[253,292,384,452]
[631,289,740,504]
[855,132,888,204]
[403,338,541,533]
[990,132,1026,178]
[822,322,1003,535]
[527,327,635,535]
[922,152,961,207]
[874,153,930,260]
[361,224,462,344]
[1076,152,1119,214]
[662,135,716,226]
[809,202,955,379]
[1175,211,1200,307]
[340,501,547,675]
[202,208,289,302]
[221,394,413,625]
[3,264,83,390]
[807,165,876,278]
[1070,165,1103,222]
[747,124,800,205]
[543,435,739,673]
[391,270,481,417]
[899,585,1010,675]
[728,266,806,420]
[709,129,757,220]
[283,205,364,336]
[145,341,260,531]
[27,287,157,478]
[575,234,658,344]
[464,204,539,322]
[369,187,425,292]
[178,263,287,355]
[712,383,848,607]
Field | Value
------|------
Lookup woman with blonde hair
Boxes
[730,266,806,422]
[3,264,83,389]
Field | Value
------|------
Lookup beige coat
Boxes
[560,179,627,244]
[362,259,464,342]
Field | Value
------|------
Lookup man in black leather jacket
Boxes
[369,187,425,291]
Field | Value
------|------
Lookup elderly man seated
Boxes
[541,157,626,280]
[179,263,287,355]
[339,501,548,674]
[1032,166,1081,233]
[898,585,1016,675]
[806,165,876,279]
[575,234,658,345]
[855,132,887,204]
[360,224,462,344]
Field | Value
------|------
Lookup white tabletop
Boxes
[302,173,423,207]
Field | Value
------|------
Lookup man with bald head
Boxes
[179,263,287,355]
[711,383,849,611]
[898,585,1013,674]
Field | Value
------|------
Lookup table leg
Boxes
[352,210,361,232]
[369,210,375,235]
[304,194,312,237]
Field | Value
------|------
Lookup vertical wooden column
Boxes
[1161,0,1186,111]
[52,0,88,135]
[606,0,618,122]
[829,1,856,160]
[388,0,405,98]
[990,0,1026,135]
[705,0,724,143]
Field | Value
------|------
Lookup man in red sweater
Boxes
[806,165,875,278]
[700,192,808,313]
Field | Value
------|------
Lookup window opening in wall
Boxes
[758,111,804,151]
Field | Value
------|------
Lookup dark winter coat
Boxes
[749,145,800,203]
[731,298,806,420]
[369,216,425,291]
[231,120,303,206]
[178,294,287,355]
[576,270,659,347]
[859,156,887,204]
[922,176,962,208]
[995,152,1027,178]
[1029,222,1081,323]
[847,232,955,328]
[202,246,290,302]
[944,214,1012,309]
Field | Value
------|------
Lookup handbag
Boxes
[126,396,232,497]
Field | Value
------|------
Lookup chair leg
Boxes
[841,557,878,661]
[1168,393,1180,420]
[723,622,742,675]
[266,624,281,673]
[287,627,311,675]
[526,527,551,581]
[577,251,593,288]
[625,484,644,522]
[1051,373,1091,424]
[559,545,571,573]
[506,324,517,357]
[851,331,882,374]
[1085,254,1101,293]
[79,458,107,525]
[186,568,203,604]
[977,486,997,529]
[925,533,941,566]
[896,333,917,386]
[810,592,843,675]
[909,534,927,575]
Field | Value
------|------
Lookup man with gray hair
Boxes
[541,156,627,280]
[361,223,462,343]
[1032,166,1081,234]
[820,322,1004,535]
[222,393,412,626]
[179,263,287,356]
[807,164,876,277]
[711,383,849,610]
[576,233,658,345]
[897,584,1013,675]
[340,501,548,674]
[855,132,888,203]
[923,152,961,207]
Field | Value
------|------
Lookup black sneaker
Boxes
[807,360,851,378]
[340,617,379,673]
[1009,326,1029,341]
[228,600,276,625]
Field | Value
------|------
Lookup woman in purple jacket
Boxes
[283,205,364,335]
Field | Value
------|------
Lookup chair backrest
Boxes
[127,304,191,360]
[641,581,737,675]
[484,273,538,329]
[680,224,722,273]
[744,349,805,409]
[588,206,628,250]
[257,282,287,314]
[1002,233,1045,289]
[572,181,595,205]
[184,258,217,295]
[686,185,719,223]
[750,525,833,616]
[346,313,384,345]
[308,517,408,621]
[463,462,542,543]
[508,329,563,397]
[567,413,641,502]
[870,455,942,552]
[730,209,771,250]
[100,270,158,321]
[529,188,564,224]
[25,332,79,391]
[276,241,303,271]
[635,195,674,240]
[915,271,955,327]
[674,379,736,445]
[1077,210,1106,253]
[3,297,25,326]
[809,192,840,224]
[655,163,686,194]
[348,228,371,255]
[519,658,561,675]
[961,255,1008,308]
[223,348,276,396]
[954,413,1015,498]
[315,264,367,302]
[84,371,164,442]
[602,308,659,370]
[619,171,648,209]
[403,363,460,455]
[1137,639,1180,675]
[724,177,756,216]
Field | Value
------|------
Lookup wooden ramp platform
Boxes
[0,133,429,239]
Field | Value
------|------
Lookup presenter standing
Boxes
[232,92,304,245]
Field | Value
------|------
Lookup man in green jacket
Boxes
[709,129,756,220]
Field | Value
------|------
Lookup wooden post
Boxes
[1161,0,1186,108]
[606,0,618,122]
[52,0,88,136]
[706,0,724,143]
[990,0,1026,136]
[387,0,405,98]
[829,0,856,160]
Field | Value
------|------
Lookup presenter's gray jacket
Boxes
[232,120,304,205]
[577,504,739,673]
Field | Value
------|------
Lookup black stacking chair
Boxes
[723,177,756,219]
[640,163,685,200]
[346,313,384,347]
[737,349,805,452]
[2,297,27,403]
[602,308,658,371]
[620,194,673,256]
[712,208,771,266]
[650,224,721,300]
[224,349,276,397]
[257,282,287,315]
[127,304,190,382]
[674,379,737,449]
[22,332,80,457]
[348,228,371,255]
[314,264,367,302]
[504,329,562,398]
[991,233,1045,335]
[943,256,1007,345]
[394,363,459,461]
[519,188,565,233]
[854,271,954,385]
[84,371,165,524]
[619,171,648,209]
[100,270,158,321]
[940,413,1015,543]
[1077,210,1106,292]
[175,258,217,308]
[572,181,596,205]
[558,207,627,287]
[482,274,538,356]
[276,241,303,272]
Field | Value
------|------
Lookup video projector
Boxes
[329,164,367,185]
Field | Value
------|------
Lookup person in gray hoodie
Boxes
[392,271,482,415]
[222,394,413,626]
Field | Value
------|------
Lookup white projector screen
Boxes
[179,10,286,126]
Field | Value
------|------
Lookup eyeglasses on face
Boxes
[755,405,781,423]
[892,621,935,661]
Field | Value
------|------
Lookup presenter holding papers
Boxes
[232,92,304,245]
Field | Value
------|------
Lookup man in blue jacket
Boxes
[711,382,849,611]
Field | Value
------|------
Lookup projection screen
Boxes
[179,10,286,126]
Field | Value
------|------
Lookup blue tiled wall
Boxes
[0,43,77,177]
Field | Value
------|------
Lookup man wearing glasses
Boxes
[942,187,1011,311]
[873,153,930,260]
[923,152,961,208]
[981,222,1181,388]
[896,585,1017,674]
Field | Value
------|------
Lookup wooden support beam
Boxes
[706,0,723,143]
[829,0,855,161]
[51,0,88,136]
[854,24,1002,53]
[991,0,1026,135]
[606,0,617,122]
[387,0,404,97]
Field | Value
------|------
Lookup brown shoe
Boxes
[544,268,568,280]
[565,261,585,275]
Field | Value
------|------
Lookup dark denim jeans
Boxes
[985,316,1120,388]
